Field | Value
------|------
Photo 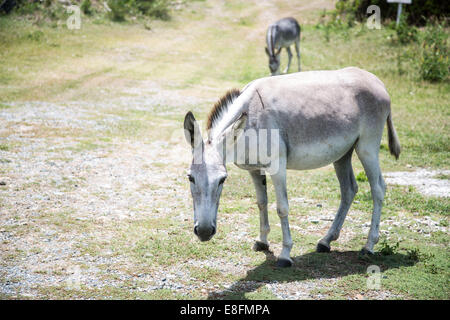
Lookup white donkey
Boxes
[183,67,400,267]
[265,17,301,76]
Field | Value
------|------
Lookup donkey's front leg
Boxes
[271,169,293,267]
[284,47,293,74]
[249,170,270,251]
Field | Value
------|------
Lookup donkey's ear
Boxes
[265,47,270,56]
[183,111,203,149]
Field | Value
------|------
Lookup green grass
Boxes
[435,173,450,180]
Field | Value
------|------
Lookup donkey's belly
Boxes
[286,134,358,170]
[277,38,296,48]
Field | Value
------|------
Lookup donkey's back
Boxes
[268,17,300,46]
[244,67,393,170]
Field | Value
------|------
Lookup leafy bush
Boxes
[3,0,171,22]
[132,0,170,20]
[0,0,17,14]
[11,0,40,15]
[81,0,93,16]
[315,9,353,42]
[107,0,127,22]
[105,0,170,22]
[26,30,45,42]
[379,239,400,256]
[420,22,449,82]
[395,14,418,44]
[406,248,434,262]
[335,0,450,26]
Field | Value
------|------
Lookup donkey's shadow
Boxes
[207,249,416,300]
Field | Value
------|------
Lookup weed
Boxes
[81,0,93,16]
[107,0,127,22]
[406,248,434,262]
[434,173,450,180]
[135,0,170,20]
[395,14,418,44]
[379,239,400,256]
[438,219,448,227]
[26,30,45,42]
[420,22,449,82]
[356,171,368,182]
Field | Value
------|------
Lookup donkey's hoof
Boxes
[360,248,374,256]
[276,258,293,268]
[316,242,331,253]
[253,241,269,252]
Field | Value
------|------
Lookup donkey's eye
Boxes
[219,177,226,185]
[188,175,195,184]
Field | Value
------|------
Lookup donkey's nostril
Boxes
[211,226,216,236]
[194,226,198,236]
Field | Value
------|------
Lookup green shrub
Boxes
[105,0,170,22]
[133,0,170,20]
[107,0,127,22]
[14,0,40,15]
[379,239,400,256]
[315,9,352,42]
[0,0,17,14]
[395,14,418,44]
[3,0,171,22]
[335,0,450,26]
[420,22,449,82]
[316,10,332,42]
[26,30,45,42]
[81,0,93,16]
[407,248,435,263]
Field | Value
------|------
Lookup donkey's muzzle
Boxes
[194,224,216,242]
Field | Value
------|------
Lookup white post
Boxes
[386,0,412,27]
[396,3,402,26]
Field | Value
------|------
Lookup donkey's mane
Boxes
[206,88,241,131]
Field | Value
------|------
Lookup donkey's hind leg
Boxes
[284,47,293,74]
[317,147,358,252]
[249,170,270,251]
[294,38,301,71]
[356,144,386,255]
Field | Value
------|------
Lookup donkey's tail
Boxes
[387,113,401,159]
